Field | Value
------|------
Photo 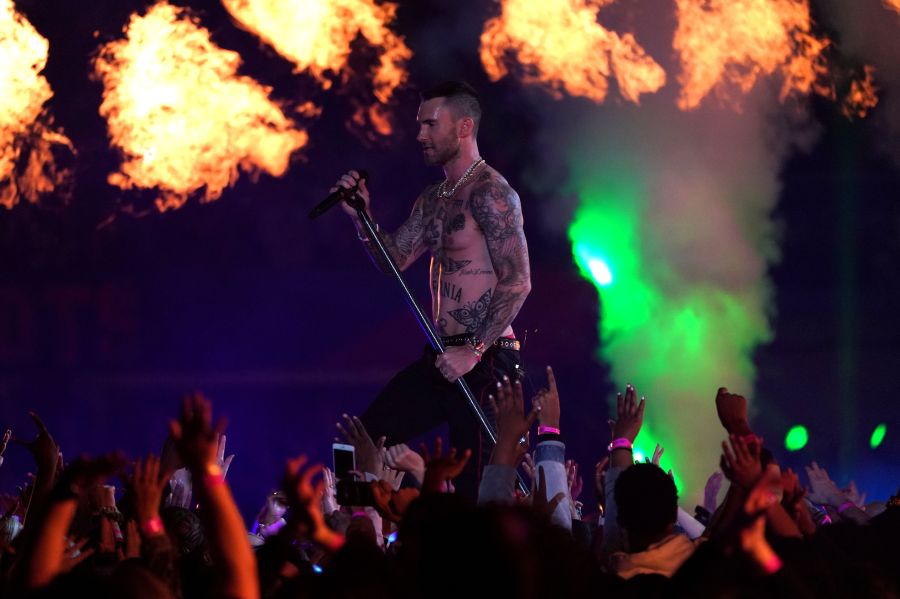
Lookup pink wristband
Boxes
[203,464,226,487]
[141,516,163,536]
[538,425,561,435]
[836,501,856,514]
[607,438,633,452]
[351,511,368,519]
[761,553,783,575]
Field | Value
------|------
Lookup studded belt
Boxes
[441,334,521,352]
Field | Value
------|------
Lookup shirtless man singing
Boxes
[332,81,531,499]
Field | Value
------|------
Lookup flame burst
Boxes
[221,0,410,135]
[842,66,878,119]
[479,0,666,104]
[674,0,833,110]
[885,0,900,15]
[0,0,73,209]
[93,1,308,211]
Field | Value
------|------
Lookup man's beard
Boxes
[424,138,460,166]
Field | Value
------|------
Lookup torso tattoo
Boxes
[369,168,531,343]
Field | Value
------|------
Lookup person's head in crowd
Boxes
[615,463,678,552]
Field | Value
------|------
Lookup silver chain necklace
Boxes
[437,158,485,199]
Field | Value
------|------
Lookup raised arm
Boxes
[469,175,531,347]
[169,393,259,599]
[333,170,430,273]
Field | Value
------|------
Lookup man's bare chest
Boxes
[422,193,483,253]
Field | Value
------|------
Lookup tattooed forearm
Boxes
[361,192,428,273]
[470,175,532,345]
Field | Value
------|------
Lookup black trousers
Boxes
[360,344,523,501]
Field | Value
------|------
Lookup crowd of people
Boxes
[0,369,897,598]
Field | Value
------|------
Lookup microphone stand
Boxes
[347,195,528,495]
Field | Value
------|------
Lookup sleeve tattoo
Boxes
[363,190,429,273]
[469,177,531,346]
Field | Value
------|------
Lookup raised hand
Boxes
[370,480,419,523]
[566,459,583,502]
[651,443,664,466]
[843,480,867,508]
[384,443,426,485]
[215,434,235,479]
[720,434,763,490]
[60,537,94,573]
[168,393,225,474]
[336,414,385,475]
[522,452,536,488]
[282,455,343,551]
[531,465,565,520]
[612,384,645,444]
[703,470,725,512]
[487,375,539,467]
[531,366,560,429]
[14,412,59,473]
[715,387,753,436]
[420,437,472,494]
[779,468,816,536]
[739,470,783,574]
[321,468,339,516]
[805,462,848,507]
[129,455,171,531]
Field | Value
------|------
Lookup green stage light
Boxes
[870,423,887,449]
[785,425,808,451]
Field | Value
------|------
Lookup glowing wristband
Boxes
[607,438,633,452]
[538,425,560,436]
[141,516,164,536]
[203,463,225,487]
[761,553,783,575]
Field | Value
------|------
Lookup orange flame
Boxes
[479,0,666,104]
[885,0,900,14]
[842,66,878,119]
[0,0,73,209]
[92,1,308,212]
[674,0,833,111]
[221,0,411,135]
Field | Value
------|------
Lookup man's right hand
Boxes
[331,170,371,219]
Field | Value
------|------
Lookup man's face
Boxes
[416,97,460,166]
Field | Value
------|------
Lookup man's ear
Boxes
[459,117,474,137]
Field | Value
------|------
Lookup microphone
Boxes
[308,170,369,220]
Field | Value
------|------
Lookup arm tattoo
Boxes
[363,189,430,273]
[470,175,531,345]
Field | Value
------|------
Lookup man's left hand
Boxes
[435,346,480,382]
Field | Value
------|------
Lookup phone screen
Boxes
[332,444,355,480]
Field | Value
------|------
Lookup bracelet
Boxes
[761,553,783,575]
[203,463,226,487]
[468,339,485,361]
[538,425,560,435]
[836,501,856,514]
[141,516,164,536]
[607,438,633,452]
